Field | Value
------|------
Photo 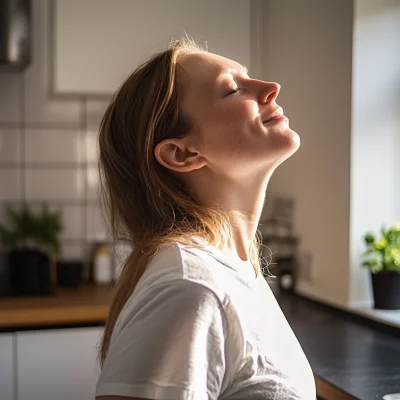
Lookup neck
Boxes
[186,168,273,263]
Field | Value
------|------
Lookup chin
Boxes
[268,127,300,166]
[287,128,301,151]
[274,125,300,150]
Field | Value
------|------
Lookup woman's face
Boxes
[177,52,300,180]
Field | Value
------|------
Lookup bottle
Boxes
[93,243,113,285]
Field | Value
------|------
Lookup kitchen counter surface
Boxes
[0,284,112,331]
[1,283,399,399]
[276,291,400,400]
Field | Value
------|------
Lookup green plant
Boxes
[0,203,63,258]
[362,222,400,274]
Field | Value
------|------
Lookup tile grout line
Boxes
[0,122,83,129]
[0,162,97,168]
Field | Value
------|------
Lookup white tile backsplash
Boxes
[60,243,85,260]
[85,129,99,165]
[85,100,109,164]
[0,74,22,123]
[24,0,81,125]
[0,1,117,256]
[87,166,100,201]
[86,99,111,130]
[0,169,22,200]
[30,203,84,240]
[86,204,110,240]
[59,204,84,240]
[0,128,21,163]
[25,129,83,163]
[25,168,84,201]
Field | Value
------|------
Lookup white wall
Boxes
[54,0,251,95]
[260,0,400,308]
[259,0,354,306]
[349,0,400,307]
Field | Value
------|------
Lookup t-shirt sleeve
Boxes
[95,280,229,400]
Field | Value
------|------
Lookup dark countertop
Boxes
[276,291,400,400]
[2,283,400,399]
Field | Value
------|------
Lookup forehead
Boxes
[177,52,247,97]
[179,52,245,77]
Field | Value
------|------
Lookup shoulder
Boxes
[136,241,235,298]
[111,243,246,375]
[114,242,240,339]
[113,268,235,355]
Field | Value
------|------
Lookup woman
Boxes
[96,37,316,400]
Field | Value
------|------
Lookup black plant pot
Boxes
[56,260,83,287]
[0,251,11,296]
[9,248,56,296]
[371,272,400,310]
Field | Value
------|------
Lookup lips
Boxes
[263,107,284,123]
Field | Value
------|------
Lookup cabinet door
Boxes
[53,0,251,95]
[17,327,103,400]
[0,333,14,400]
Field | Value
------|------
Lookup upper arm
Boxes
[96,280,229,400]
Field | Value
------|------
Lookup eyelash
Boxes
[227,87,242,96]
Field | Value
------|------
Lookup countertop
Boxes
[1,284,399,399]
[276,291,400,400]
[0,284,113,330]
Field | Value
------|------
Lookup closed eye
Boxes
[226,87,242,96]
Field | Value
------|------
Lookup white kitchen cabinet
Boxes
[53,0,251,95]
[17,327,103,400]
[0,333,14,400]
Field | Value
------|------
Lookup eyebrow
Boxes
[221,65,249,76]
[214,65,249,88]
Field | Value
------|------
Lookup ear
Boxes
[154,138,207,173]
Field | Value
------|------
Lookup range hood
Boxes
[0,0,31,72]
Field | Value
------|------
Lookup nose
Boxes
[257,81,281,104]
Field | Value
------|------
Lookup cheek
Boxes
[208,101,257,133]
[233,100,257,119]
[194,101,259,153]
[227,101,259,135]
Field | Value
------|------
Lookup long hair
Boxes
[98,37,264,366]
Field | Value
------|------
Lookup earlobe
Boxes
[154,139,206,173]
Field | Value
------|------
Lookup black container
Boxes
[56,260,83,287]
[0,251,11,296]
[9,248,55,296]
[371,272,400,310]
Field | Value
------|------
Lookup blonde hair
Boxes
[98,37,264,365]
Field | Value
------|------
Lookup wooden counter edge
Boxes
[315,375,358,400]
[0,305,109,328]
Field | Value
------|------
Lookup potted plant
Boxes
[0,203,63,296]
[362,222,400,309]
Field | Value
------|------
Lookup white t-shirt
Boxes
[96,240,316,399]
